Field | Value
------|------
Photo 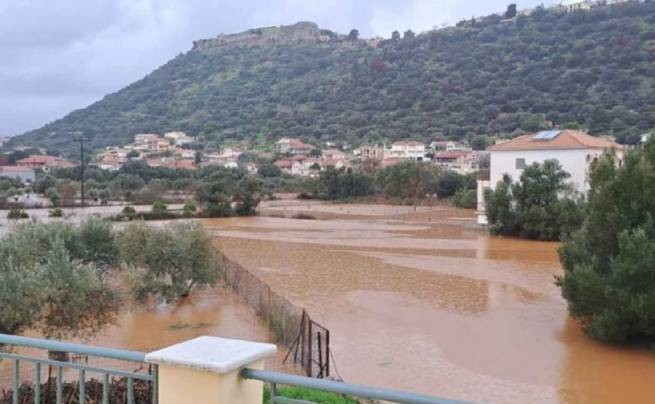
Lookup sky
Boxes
[0,0,558,136]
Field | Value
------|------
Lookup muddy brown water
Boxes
[204,200,655,404]
[0,287,282,387]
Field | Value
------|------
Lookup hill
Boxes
[10,1,655,155]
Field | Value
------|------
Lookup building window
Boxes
[515,158,526,170]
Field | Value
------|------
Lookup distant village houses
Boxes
[275,138,314,155]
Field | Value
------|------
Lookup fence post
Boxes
[145,336,276,404]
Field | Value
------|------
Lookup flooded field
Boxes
[205,200,655,404]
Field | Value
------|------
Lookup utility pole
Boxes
[73,136,88,206]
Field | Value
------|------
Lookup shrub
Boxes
[48,208,64,218]
[453,189,477,209]
[183,200,197,216]
[263,386,358,404]
[7,208,28,220]
[152,200,167,212]
[121,205,137,220]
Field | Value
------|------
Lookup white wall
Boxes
[489,148,604,196]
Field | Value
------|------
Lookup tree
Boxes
[471,135,488,151]
[403,30,416,40]
[435,171,475,198]
[347,29,359,40]
[126,150,140,159]
[557,139,655,343]
[194,150,203,165]
[485,160,584,240]
[505,4,517,19]
[234,176,263,216]
[46,187,61,207]
[377,161,437,206]
[118,222,222,303]
[391,31,401,41]
[0,221,119,338]
[309,148,321,158]
[258,163,282,178]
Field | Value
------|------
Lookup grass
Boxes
[264,385,359,404]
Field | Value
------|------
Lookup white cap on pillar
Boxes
[145,336,277,374]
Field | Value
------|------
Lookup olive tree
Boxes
[118,222,222,303]
[0,221,119,338]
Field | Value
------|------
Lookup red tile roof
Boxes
[488,130,620,151]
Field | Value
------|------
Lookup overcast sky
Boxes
[0,0,558,136]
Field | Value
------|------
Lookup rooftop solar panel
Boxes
[533,130,562,140]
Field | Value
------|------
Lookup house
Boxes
[322,149,345,161]
[353,145,384,161]
[476,130,624,224]
[164,131,193,146]
[275,138,314,155]
[433,151,477,174]
[430,141,465,151]
[16,155,76,170]
[242,162,258,174]
[134,134,162,152]
[290,156,321,177]
[274,159,293,174]
[642,133,651,144]
[386,141,426,161]
[0,166,35,183]
[562,0,593,12]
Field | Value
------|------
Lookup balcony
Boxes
[0,333,465,404]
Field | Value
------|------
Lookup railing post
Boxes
[145,336,276,404]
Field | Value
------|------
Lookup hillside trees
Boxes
[9,1,655,154]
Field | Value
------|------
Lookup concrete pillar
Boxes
[145,336,277,404]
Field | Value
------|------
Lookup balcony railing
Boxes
[0,333,157,404]
[242,368,466,404]
[1,333,467,404]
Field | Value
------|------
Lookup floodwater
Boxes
[0,287,280,387]
[205,200,655,404]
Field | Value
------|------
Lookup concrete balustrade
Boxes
[145,336,277,404]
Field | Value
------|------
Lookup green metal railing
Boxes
[0,333,157,404]
[242,368,469,404]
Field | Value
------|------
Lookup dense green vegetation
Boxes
[308,161,475,204]
[484,160,584,241]
[0,220,221,338]
[557,138,655,343]
[41,160,266,216]
[10,1,655,155]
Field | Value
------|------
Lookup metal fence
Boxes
[0,333,157,404]
[242,368,468,404]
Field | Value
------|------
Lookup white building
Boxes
[164,131,193,145]
[0,166,35,183]
[476,130,623,224]
[386,141,426,161]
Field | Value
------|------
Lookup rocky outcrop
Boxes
[192,21,339,52]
